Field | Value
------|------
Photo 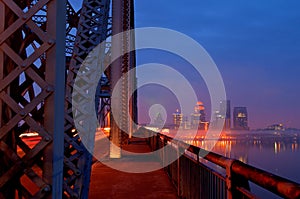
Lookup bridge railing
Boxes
[140,127,300,199]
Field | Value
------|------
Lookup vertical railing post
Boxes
[196,151,200,199]
[226,159,251,199]
[177,143,181,196]
[225,159,235,199]
[156,134,159,151]
[148,132,151,150]
[163,137,166,168]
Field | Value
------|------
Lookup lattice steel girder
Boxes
[64,0,110,198]
[0,0,66,198]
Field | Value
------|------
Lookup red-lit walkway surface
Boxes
[89,138,178,199]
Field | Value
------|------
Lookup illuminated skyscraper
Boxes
[233,107,249,130]
[153,113,164,127]
[173,109,183,129]
[191,102,208,130]
[214,100,231,130]
[220,100,231,130]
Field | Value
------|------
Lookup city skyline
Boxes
[135,0,300,129]
[149,100,294,131]
[168,101,250,130]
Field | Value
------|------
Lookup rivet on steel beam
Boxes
[21,63,26,68]
[44,137,51,142]
[42,185,51,192]
[75,170,81,176]
[20,111,26,116]
[46,86,54,92]
[48,39,56,45]
[22,15,27,20]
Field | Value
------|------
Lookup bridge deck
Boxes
[89,139,178,199]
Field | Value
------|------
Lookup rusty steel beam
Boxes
[231,159,300,199]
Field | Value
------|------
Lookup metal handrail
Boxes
[183,139,300,198]
[141,127,300,199]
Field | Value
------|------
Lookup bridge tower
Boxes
[0,0,136,198]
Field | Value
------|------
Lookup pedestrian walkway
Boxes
[89,138,178,199]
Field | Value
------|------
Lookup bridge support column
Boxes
[110,0,123,158]
[110,0,136,158]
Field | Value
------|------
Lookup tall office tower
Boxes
[191,101,208,130]
[173,109,183,129]
[182,116,190,129]
[233,107,249,130]
[220,100,231,130]
[153,113,165,127]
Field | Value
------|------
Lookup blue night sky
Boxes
[134,0,300,129]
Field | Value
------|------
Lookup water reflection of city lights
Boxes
[292,143,298,152]
[274,142,283,154]
[161,129,300,161]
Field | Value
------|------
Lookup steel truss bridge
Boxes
[0,0,135,198]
